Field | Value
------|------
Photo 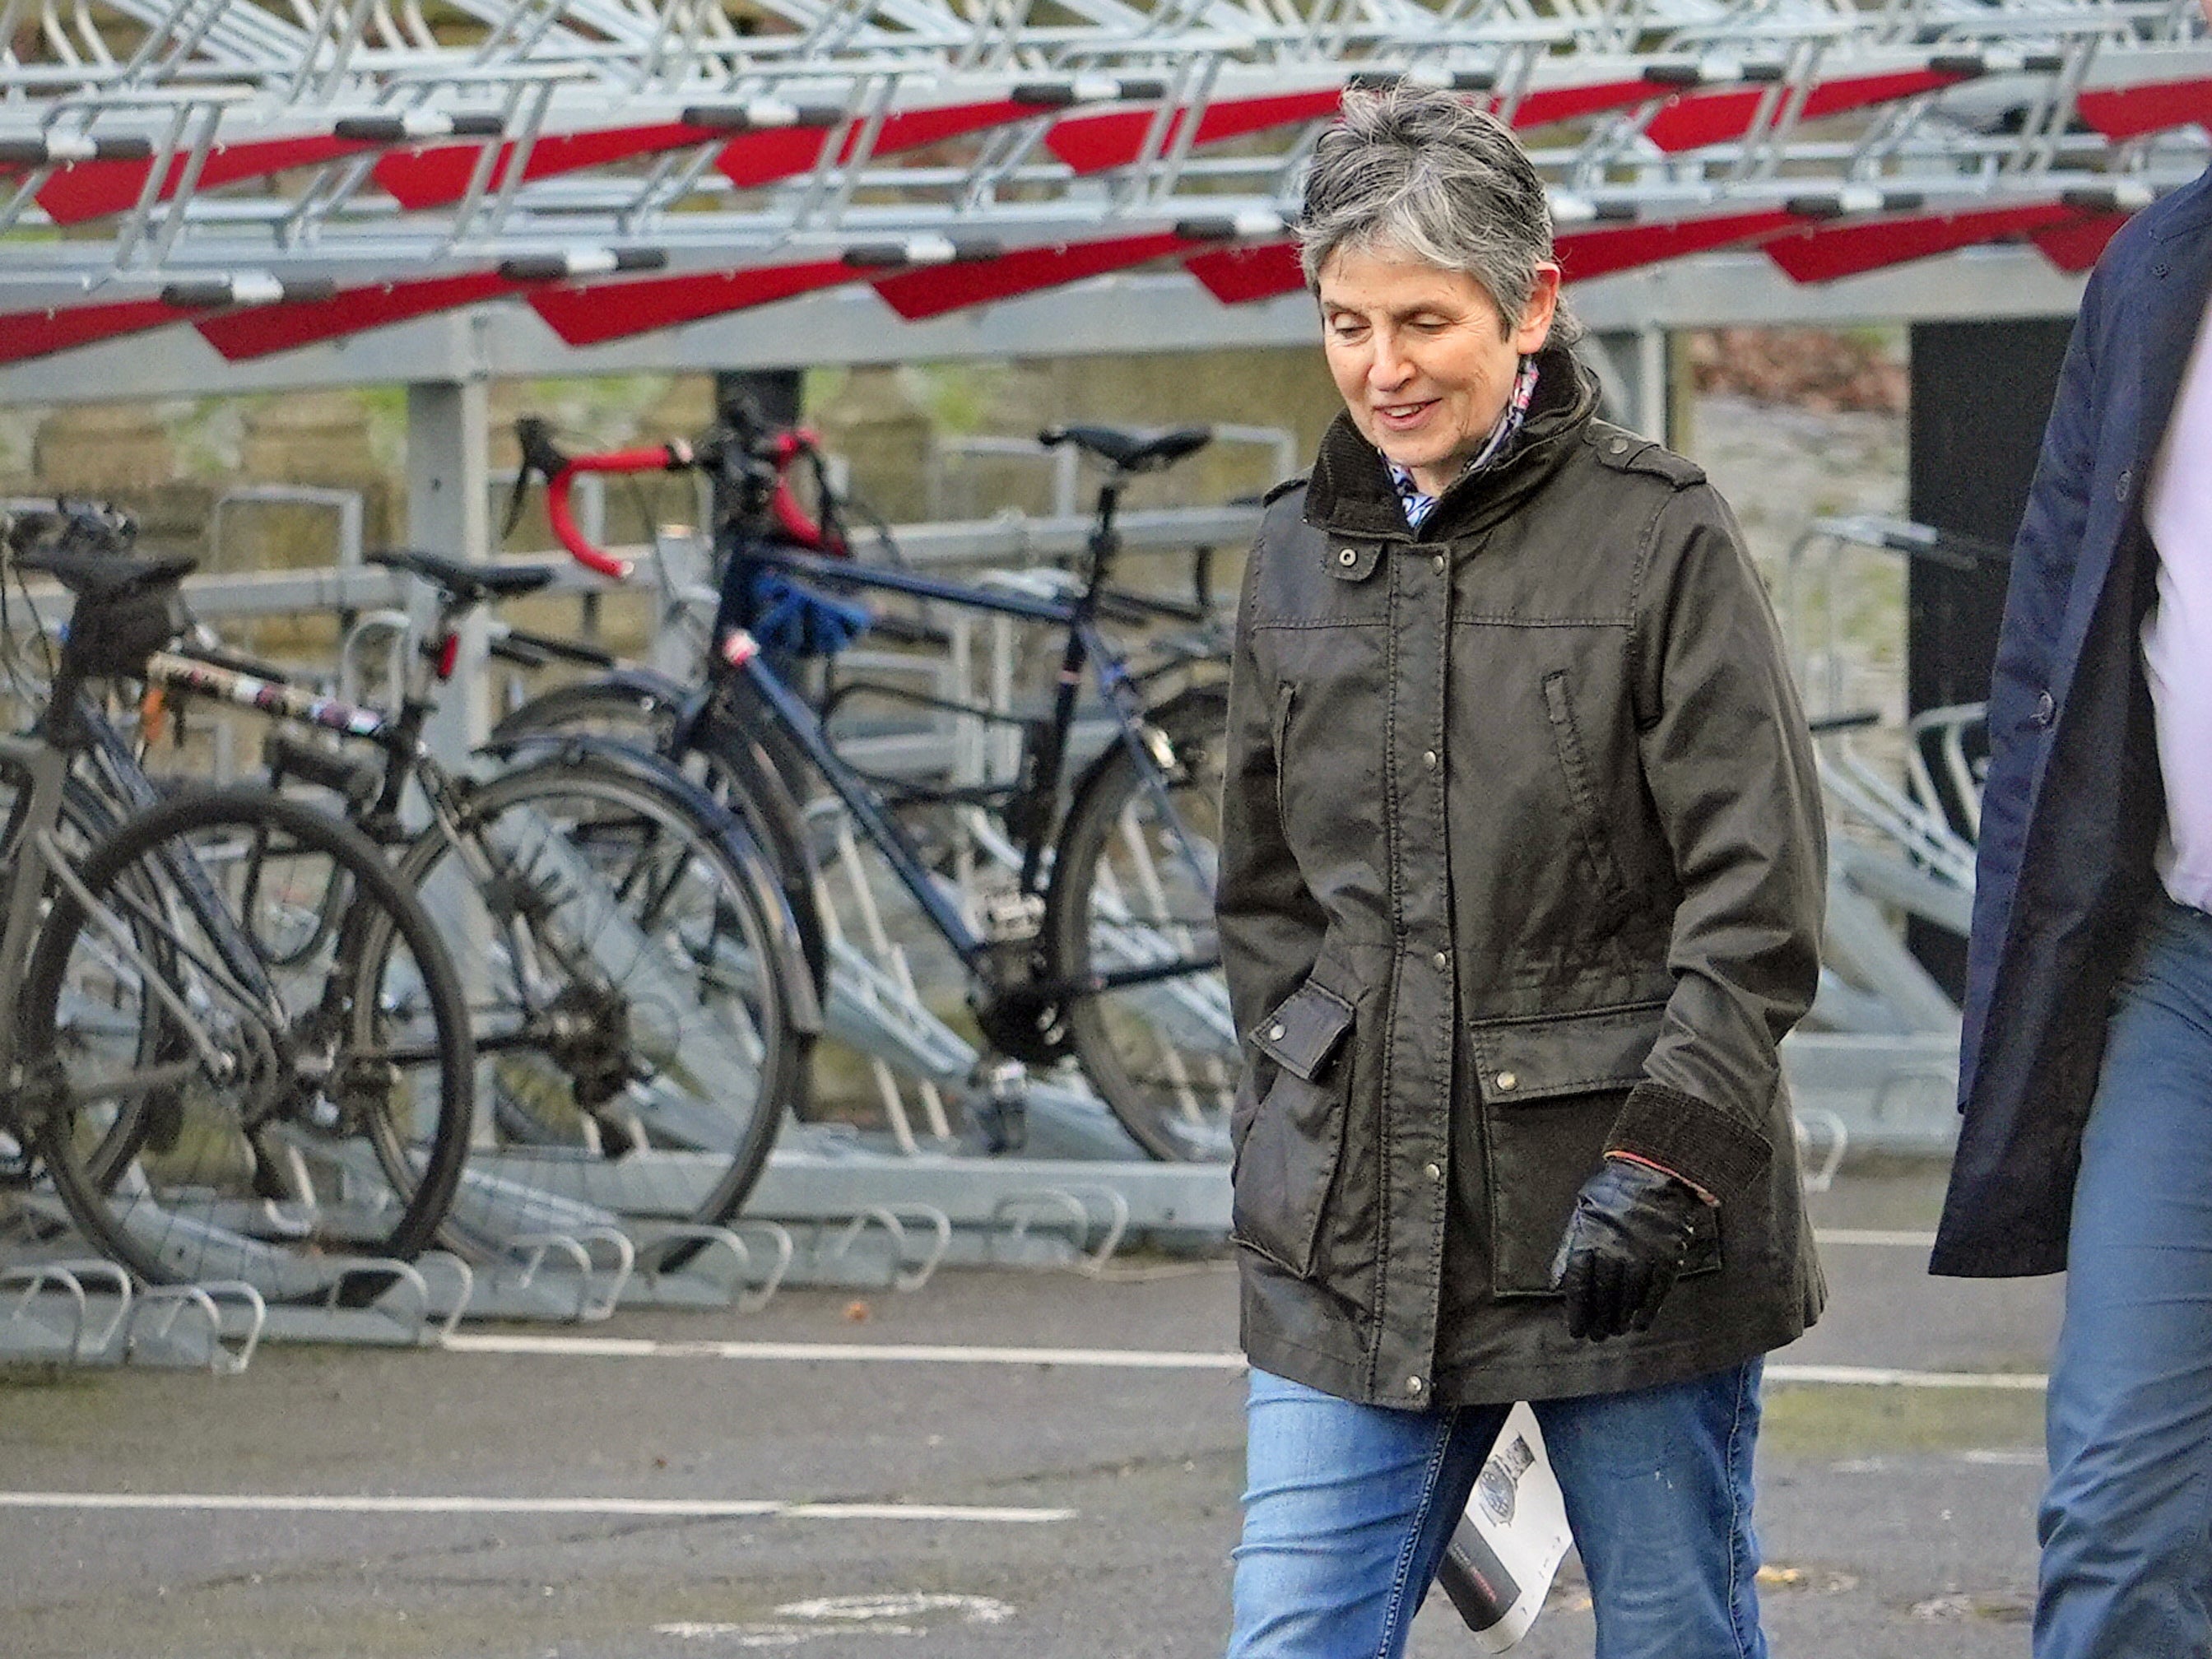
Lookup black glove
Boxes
[1550,1157,1708,1342]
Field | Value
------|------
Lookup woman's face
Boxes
[1317,244,1559,498]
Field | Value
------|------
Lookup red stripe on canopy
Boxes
[1764,203,2077,282]
[1556,211,1801,280]
[197,273,517,360]
[2031,212,2132,274]
[871,233,1192,320]
[1641,69,1963,153]
[715,100,1057,188]
[2075,80,2212,141]
[0,297,199,364]
[528,262,857,344]
[38,135,373,224]
[376,123,730,209]
[1185,241,1305,304]
[1045,89,1344,174]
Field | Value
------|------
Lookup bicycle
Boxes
[123,539,820,1243]
[501,404,1236,1162]
[0,508,475,1293]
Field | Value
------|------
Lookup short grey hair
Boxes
[1297,84,1580,344]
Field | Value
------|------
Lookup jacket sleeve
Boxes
[1958,263,2107,1108]
[1215,516,1327,1057]
[1608,486,1828,1197]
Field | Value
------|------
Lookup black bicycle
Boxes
[501,404,1234,1162]
[143,546,820,1241]
[0,504,476,1294]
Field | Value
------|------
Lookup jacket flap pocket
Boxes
[1252,980,1356,1081]
[1470,999,1667,1103]
[1327,542,1383,583]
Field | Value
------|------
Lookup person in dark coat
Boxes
[1216,84,1827,1658]
[1931,18,2212,1648]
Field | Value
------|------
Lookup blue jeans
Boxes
[2039,895,2212,1659]
[1228,1360,1768,1659]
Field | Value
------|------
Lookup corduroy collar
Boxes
[1303,342,1601,542]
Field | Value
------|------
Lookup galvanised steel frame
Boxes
[0,0,2205,381]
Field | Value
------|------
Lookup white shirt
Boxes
[2141,292,2212,911]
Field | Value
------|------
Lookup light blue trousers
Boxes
[1228,1360,1768,1659]
[2039,895,2212,1659]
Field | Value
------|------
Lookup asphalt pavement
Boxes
[0,1160,2061,1659]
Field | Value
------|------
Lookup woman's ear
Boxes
[1514,264,1563,353]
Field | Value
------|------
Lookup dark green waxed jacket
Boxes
[1217,346,1828,1409]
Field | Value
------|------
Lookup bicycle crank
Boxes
[973,985,1074,1068]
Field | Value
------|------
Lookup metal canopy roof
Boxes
[0,0,2205,388]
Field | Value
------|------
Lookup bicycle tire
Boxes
[0,774,130,1189]
[394,747,807,1235]
[494,674,830,1004]
[26,785,475,1289]
[1044,685,1237,1161]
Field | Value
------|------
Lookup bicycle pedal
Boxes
[980,889,1044,943]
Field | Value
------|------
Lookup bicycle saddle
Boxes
[1039,424,1213,473]
[12,541,196,600]
[369,548,559,603]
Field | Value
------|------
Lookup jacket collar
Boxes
[2135,160,2212,468]
[1303,343,1603,542]
[2149,157,2212,245]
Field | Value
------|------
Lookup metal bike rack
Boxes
[0,0,2207,394]
[123,1280,266,1373]
[0,1258,132,1366]
[0,493,2001,1350]
[1770,512,1994,1154]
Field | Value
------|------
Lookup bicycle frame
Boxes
[526,410,1224,1006]
[712,567,1217,1000]
[146,644,610,1025]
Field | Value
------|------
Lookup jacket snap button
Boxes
[1432,951,1448,970]
[1496,1071,1518,1091]
[1338,547,1359,566]
[1424,1161,1443,1182]
[1406,1375,1425,1396]
[1266,1022,1286,1041]
[2033,690,2056,727]
[1423,749,1438,769]
[1432,554,1446,574]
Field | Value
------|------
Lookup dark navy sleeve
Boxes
[1959,258,2113,1108]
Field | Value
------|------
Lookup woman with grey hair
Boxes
[1215,85,1826,1657]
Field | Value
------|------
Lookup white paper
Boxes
[1435,1403,1575,1652]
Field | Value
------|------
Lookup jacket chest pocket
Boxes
[1540,671,1635,925]
[1233,978,1357,1280]
[1469,999,1722,1296]
[1267,633,1389,866]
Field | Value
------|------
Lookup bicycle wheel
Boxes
[26,786,474,1290]
[0,774,128,1190]
[396,748,806,1237]
[1045,686,1237,1161]
[495,674,829,1001]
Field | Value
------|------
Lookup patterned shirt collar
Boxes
[1386,356,1541,532]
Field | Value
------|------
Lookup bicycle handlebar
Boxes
[510,409,844,581]
[511,416,691,579]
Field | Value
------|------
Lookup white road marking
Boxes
[0,1492,1069,1522]
[444,1333,2046,1390]
[443,1333,1250,1369]
[1770,1363,2046,1390]
[655,1593,1016,1645]
[774,1594,1012,1624]
[1814,1228,1940,1248]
